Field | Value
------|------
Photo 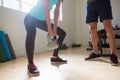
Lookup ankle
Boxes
[51,56,58,58]
[28,60,34,64]
[92,51,99,54]
[111,53,117,57]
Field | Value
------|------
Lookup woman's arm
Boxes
[53,0,62,35]
[44,0,54,36]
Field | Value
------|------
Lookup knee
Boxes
[59,30,66,38]
[89,22,97,32]
[90,26,97,33]
[62,30,66,37]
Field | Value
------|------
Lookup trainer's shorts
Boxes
[86,0,113,23]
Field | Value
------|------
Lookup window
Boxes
[50,4,63,21]
[0,0,37,12]
[0,0,1,6]
[0,0,3,6]
[21,0,37,12]
[3,0,19,10]
[0,0,62,21]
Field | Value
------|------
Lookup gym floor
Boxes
[0,47,120,80]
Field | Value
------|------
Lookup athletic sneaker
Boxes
[110,54,119,66]
[85,52,100,60]
[28,64,40,76]
[51,56,67,63]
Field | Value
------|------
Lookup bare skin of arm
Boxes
[44,0,62,37]
[53,0,62,35]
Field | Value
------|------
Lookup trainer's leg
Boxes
[85,22,100,60]
[89,22,99,54]
[103,20,115,54]
[103,19,119,65]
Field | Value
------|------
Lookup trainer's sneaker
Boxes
[85,52,100,60]
[28,64,40,76]
[110,54,119,66]
[51,56,67,63]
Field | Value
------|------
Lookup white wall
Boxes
[0,7,27,57]
[0,0,75,57]
[111,0,120,27]
[74,0,89,46]
[75,0,120,46]
[62,0,76,45]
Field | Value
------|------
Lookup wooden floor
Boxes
[0,47,120,80]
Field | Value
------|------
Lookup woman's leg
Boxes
[53,27,66,56]
[24,15,36,64]
[36,22,67,62]
[24,15,39,76]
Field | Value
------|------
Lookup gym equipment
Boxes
[0,31,12,60]
[98,29,111,56]
[87,29,110,56]
[5,34,16,59]
[0,41,6,62]
[87,28,120,56]
[47,34,59,49]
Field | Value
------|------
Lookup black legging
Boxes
[24,14,66,64]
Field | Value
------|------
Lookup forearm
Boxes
[53,9,59,34]
[44,0,52,32]
[53,0,61,34]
